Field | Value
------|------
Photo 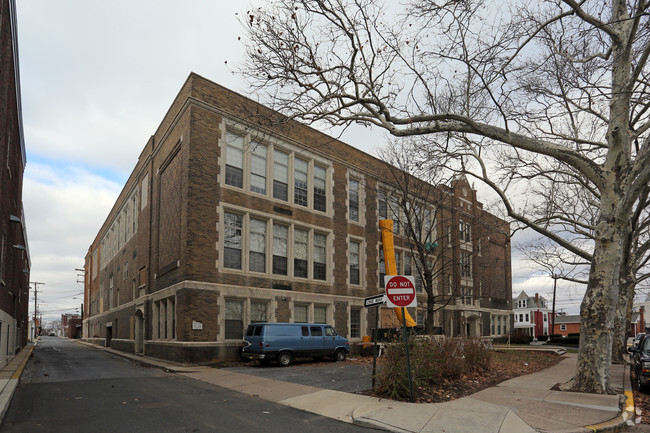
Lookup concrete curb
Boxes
[582,363,635,433]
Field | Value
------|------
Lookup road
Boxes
[1,337,381,433]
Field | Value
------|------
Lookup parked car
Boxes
[631,332,645,351]
[241,322,349,367]
[631,334,650,391]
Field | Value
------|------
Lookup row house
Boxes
[0,0,30,367]
[82,73,513,364]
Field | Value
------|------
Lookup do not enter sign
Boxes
[384,275,417,308]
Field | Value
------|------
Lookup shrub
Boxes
[374,336,492,401]
[568,333,580,337]
[509,330,534,344]
[549,334,562,339]
[537,335,548,342]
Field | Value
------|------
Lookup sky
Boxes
[15,1,586,323]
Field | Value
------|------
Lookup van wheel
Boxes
[334,349,346,362]
[278,351,293,367]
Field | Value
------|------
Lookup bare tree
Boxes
[373,139,506,335]
[241,0,650,393]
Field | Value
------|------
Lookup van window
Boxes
[325,326,336,336]
[246,325,256,337]
[266,325,300,336]
[254,326,262,336]
[310,326,323,336]
[301,326,309,336]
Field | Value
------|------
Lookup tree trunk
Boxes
[561,189,631,393]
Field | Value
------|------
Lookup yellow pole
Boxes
[379,220,417,327]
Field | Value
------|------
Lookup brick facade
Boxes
[82,73,513,364]
[0,0,30,367]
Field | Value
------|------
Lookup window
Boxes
[560,324,567,331]
[403,254,412,276]
[349,240,360,285]
[294,228,308,278]
[460,250,472,278]
[525,313,529,322]
[350,309,361,338]
[460,221,471,242]
[123,261,129,280]
[224,212,243,269]
[416,309,425,327]
[294,158,309,206]
[310,326,323,336]
[378,192,387,220]
[379,249,386,288]
[225,132,244,188]
[249,218,266,273]
[272,224,288,275]
[424,208,433,241]
[250,142,267,194]
[141,174,149,210]
[273,150,289,200]
[314,306,327,323]
[225,300,243,339]
[314,165,327,212]
[519,314,524,322]
[349,178,359,222]
[295,304,308,323]
[390,197,400,235]
[313,233,327,281]
[251,301,268,323]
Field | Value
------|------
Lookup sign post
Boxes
[364,294,386,389]
[385,275,416,402]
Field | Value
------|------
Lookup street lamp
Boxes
[13,244,26,251]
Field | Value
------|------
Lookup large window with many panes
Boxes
[222,210,330,282]
[223,130,329,213]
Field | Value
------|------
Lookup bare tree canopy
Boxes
[242,0,650,394]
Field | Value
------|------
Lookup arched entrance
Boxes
[134,308,144,355]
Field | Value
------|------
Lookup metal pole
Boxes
[401,306,414,402]
[372,307,379,389]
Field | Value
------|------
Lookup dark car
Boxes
[631,334,650,391]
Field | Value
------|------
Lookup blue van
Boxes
[241,323,350,366]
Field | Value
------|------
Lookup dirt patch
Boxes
[363,350,562,403]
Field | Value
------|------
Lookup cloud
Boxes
[23,163,121,320]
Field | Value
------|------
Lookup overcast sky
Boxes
[15,1,586,323]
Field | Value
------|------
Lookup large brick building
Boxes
[82,73,512,364]
[0,0,30,367]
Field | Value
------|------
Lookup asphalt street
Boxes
[0,337,381,433]
[224,358,376,393]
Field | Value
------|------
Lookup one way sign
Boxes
[364,294,387,308]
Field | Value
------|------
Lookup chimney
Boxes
[641,306,646,333]
[535,293,539,309]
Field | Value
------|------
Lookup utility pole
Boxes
[551,275,558,336]
[30,282,44,338]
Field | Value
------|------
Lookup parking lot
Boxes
[223,357,377,393]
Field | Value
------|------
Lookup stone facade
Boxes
[82,73,513,364]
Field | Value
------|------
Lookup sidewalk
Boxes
[0,342,35,422]
[3,340,637,432]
